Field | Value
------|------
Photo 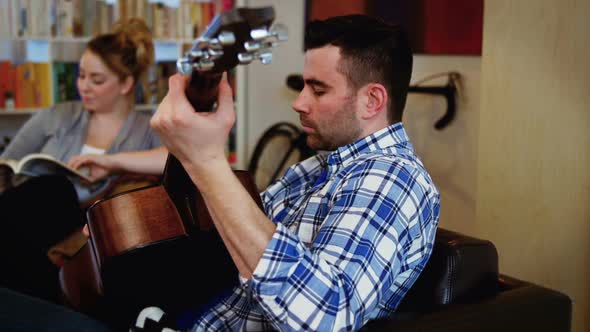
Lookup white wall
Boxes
[239,3,590,330]
[238,1,482,234]
[475,1,590,331]
[404,55,481,234]
[236,0,305,169]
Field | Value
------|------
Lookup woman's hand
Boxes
[68,154,119,181]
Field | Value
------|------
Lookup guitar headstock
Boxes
[176,6,288,75]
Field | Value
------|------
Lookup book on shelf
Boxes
[15,62,52,109]
[0,0,13,38]
[0,61,17,108]
[57,0,75,37]
[8,0,224,39]
[53,62,80,103]
[142,61,177,105]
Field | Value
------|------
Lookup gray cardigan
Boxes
[2,102,161,161]
[1,102,161,201]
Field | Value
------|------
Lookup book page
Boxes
[0,158,19,172]
[17,153,93,183]
[0,159,24,192]
[0,154,106,202]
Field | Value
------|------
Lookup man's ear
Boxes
[361,83,387,120]
[121,75,135,95]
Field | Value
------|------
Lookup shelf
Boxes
[0,108,43,115]
[9,37,195,45]
[0,105,157,115]
[11,36,92,43]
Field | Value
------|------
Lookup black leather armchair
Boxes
[361,228,572,332]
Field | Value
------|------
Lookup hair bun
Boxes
[112,18,155,73]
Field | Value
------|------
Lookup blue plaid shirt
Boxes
[193,123,440,331]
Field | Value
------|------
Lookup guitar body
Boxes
[61,171,261,327]
[59,6,285,328]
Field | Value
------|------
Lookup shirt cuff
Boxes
[238,274,252,288]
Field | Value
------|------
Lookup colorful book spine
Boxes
[53,62,80,103]
[0,62,17,108]
[15,62,52,109]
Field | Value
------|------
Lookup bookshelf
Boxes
[0,0,246,167]
[0,0,229,111]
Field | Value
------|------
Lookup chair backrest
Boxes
[396,228,499,312]
[248,122,314,191]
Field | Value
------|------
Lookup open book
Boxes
[0,153,92,182]
[0,153,96,197]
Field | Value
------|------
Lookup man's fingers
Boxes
[167,73,187,96]
[218,72,233,104]
[158,73,196,125]
[216,72,236,126]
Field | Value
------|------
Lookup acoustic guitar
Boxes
[59,6,287,328]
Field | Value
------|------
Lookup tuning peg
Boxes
[250,28,270,41]
[189,49,204,59]
[176,57,193,75]
[193,59,215,71]
[244,41,262,52]
[208,39,223,50]
[257,51,273,65]
[194,37,211,50]
[238,52,254,64]
[208,48,224,60]
[217,31,236,46]
[269,23,288,42]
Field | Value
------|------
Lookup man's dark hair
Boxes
[305,15,413,124]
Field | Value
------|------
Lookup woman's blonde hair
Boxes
[86,18,155,85]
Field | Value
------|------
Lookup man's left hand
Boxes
[150,72,235,175]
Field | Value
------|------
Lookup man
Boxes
[150,14,440,331]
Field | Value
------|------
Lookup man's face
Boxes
[292,46,363,151]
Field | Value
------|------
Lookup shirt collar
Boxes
[323,122,413,171]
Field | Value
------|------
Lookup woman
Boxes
[0,18,163,304]
[2,18,163,203]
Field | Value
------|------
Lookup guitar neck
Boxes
[185,71,223,112]
[161,63,225,230]
[160,5,279,230]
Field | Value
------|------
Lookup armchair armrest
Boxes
[360,275,571,332]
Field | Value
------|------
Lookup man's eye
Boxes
[92,80,105,85]
[313,89,326,96]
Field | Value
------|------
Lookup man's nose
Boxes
[292,91,309,114]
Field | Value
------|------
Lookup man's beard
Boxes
[304,101,362,151]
